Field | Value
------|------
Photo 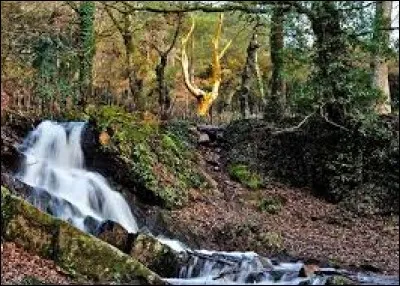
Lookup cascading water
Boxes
[16,120,138,234]
[15,120,399,286]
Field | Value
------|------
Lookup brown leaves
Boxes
[1,242,72,285]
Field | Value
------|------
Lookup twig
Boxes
[272,113,315,134]
[319,106,350,132]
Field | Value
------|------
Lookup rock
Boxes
[1,187,165,284]
[359,264,381,273]
[130,233,183,278]
[198,133,210,145]
[326,275,355,285]
[96,220,133,253]
[214,166,220,172]
[299,264,320,277]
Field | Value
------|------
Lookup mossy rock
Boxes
[1,186,165,285]
[131,234,183,278]
[228,164,263,190]
[326,275,355,285]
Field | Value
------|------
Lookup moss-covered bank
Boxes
[77,105,209,209]
[1,186,165,285]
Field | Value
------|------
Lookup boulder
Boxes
[131,233,183,278]
[96,220,134,253]
[198,133,210,145]
[1,186,165,285]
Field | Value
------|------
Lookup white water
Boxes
[17,121,138,233]
[16,121,399,286]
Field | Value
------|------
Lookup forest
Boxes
[1,1,399,285]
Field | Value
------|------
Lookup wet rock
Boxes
[96,220,134,253]
[299,264,320,277]
[359,264,381,273]
[1,187,164,284]
[326,275,355,285]
[130,233,183,278]
[198,133,210,145]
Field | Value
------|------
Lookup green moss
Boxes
[258,195,287,214]
[19,276,46,285]
[1,188,164,284]
[1,186,15,237]
[228,164,263,189]
[257,231,284,251]
[131,234,181,278]
[87,105,209,209]
[326,275,355,285]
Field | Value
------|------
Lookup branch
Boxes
[272,113,315,134]
[319,108,350,133]
[120,1,271,14]
[165,13,183,55]
[103,4,124,34]
[181,15,206,99]
[278,1,315,20]
[65,1,79,14]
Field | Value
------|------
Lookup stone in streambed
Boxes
[326,275,355,285]
[299,264,320,277]
[130,233,183,278]
[96,220,134,253]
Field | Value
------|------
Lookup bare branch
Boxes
[165,13,183,55]
[65,1,79,14]
[181,15,206,99]
[272,113,315,134]
[103,4,124,33]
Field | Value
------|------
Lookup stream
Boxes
[14,120,399,285]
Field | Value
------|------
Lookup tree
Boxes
[151,13,182,120]
[78,1,96,106]
[103,2,143,105]
[266,4,286,121]
[372,1,392,114]
[238,29,261,118]
[181,13,233,116]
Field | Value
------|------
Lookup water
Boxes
[17,121,138,234]
[15,120,399,286]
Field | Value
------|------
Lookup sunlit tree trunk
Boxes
[373,1,392,114]
[181,14,233,116]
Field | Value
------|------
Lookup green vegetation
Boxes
[228,164,263,189]
[1,186,164,285]
[85,105,209,209]
[258,195,287,214]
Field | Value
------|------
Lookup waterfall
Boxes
[14,120,399,286]
[17,120,138,234]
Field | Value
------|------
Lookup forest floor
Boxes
[1,242,73,285]
[166,143,400,275]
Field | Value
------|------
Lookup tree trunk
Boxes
[239,33,260,118]
[373,1,392,114]
[78,1,95,108]
[156,54,171,119]
[266,5,285,121]
[311,1,348,124]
